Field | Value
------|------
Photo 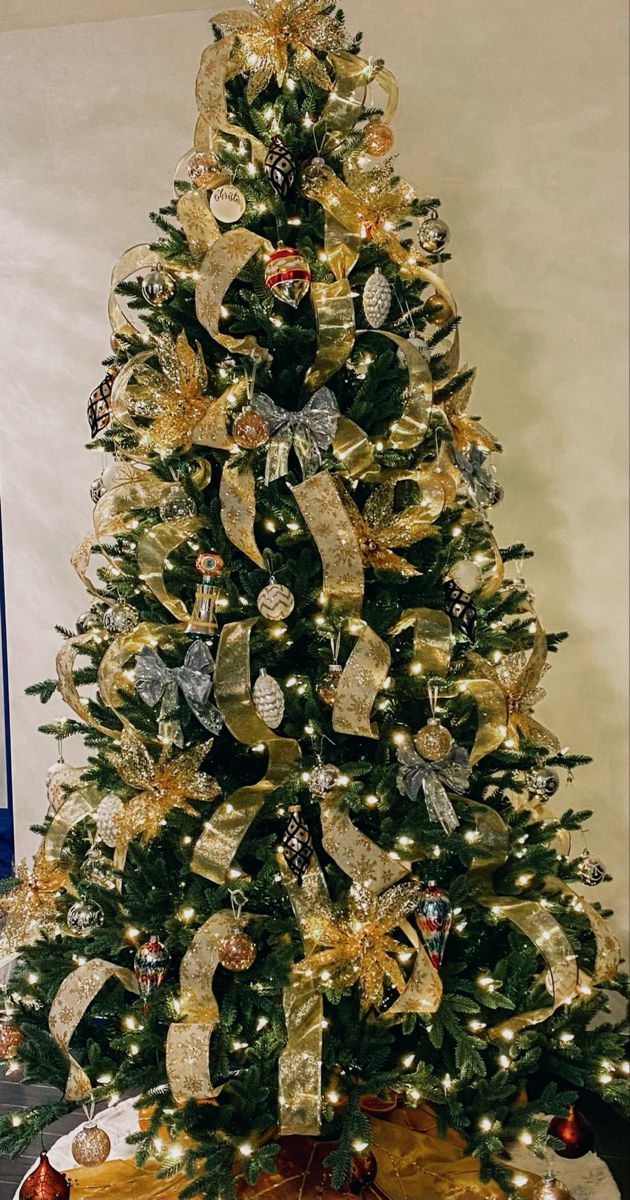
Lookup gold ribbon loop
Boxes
[220,463,265,567]
[195,228,272,359]
[320,796,408,894]
[137,517,207,621]
[389,608,453,677]
[193,378,247,450]
[461,679,508,765]
[191,619,300,883]
[108,245,156,338]
[332,622,391,739]
[293,472,364,613]
[56,633,121,739]
[359,330,433,452]
[176,190,221,261]
[385,920,443,1017]
[305,280,356,392]
[195,34,268,159]
[50,960,139,1100]
[43,782,101,864]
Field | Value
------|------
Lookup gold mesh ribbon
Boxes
[220,463,265,567]
[56,633,121,739]
[191,618,300,883]
[293,472,364,613]
[196,228,273,359]
[43,782,101,864]
[389,608,453,677]
[166,909,248,1103]
[108,245,156,338]
[546,879,621,990]
[304,280,356,392]
[137,516,207,621]
[332,621,391,739]
[49,959,139,1101]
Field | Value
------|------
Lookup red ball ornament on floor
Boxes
[19,1155,70,1200]
[547,1105,594,1159]
[347,1148,378,1194]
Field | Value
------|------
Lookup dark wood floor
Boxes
[0,1072,627,1199]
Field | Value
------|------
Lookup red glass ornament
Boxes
[547,1105,594,1159]
[19,1155,70,1200]
[347,1149,377,1194]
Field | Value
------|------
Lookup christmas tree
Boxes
[0,3,627,1198]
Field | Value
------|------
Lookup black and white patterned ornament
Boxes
[576,852,609,887]
[281,806,314,885]
[264,135,296,199]
[66,899,104,936]
[252,670,285,729]
[444,578,476,641]
[87,373,114,438]
[362,268,391,328]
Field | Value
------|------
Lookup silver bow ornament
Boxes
[252,387,339,483]
[135,640,223,748]
[396,739,472,835]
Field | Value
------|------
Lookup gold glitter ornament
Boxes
[318,663,343,705]
[0,1015,24,1060]
[257,578,295,620]
[232,406,270,448]
[532,1175,573,1200]
[424,292,454,326]
[413,718,453,762]
[187,150,222,188]
[363,121,394,156]
[71,1123,111,1167]
[218,926,257,971]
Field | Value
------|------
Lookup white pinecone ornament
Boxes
[252,670,285,729]
[95,792,125,847]
[362,268,391,328]
[257,579,295,620]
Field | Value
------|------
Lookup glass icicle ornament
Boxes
[416,881,452,969]
[141,264,176,306]
[134,934,170,997]
[362,267,392,328]
[281,805,314,885]
[264,134,296,198]
[71,1122,111,1167]
[252,669,285,729]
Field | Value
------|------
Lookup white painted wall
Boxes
[0,1,627,949]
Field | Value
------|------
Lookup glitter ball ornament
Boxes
[90,474,105,504]
[265,246,311,308]
[318,662,343,705]
[308,762,341,797]
[418,216,450,254]
[95,792,125,847]
[218,926,257,971]
[19,1154,70,1200]
[81,846,116,890]
[87,373,114,438]
[281,806,314,885]
[363,120,394,156]
[134,934,170,996]
[417,881,452,969]
[0,1015,24,1060]
[158,487,197,522]
[526,766,560,800]
[257,579,295,620]
[547,1106,594,1159]
[448,558,483,595]
[264,135,296,199]
[233,406,270,449]
[141,265,176,306]
[532,1173,573,1200]
[103,603,138,635]
[76,608,102,633]
[210,183,246,223]
[71,1123,112,1167]
[195,550,224,577]
[347,1149,378,1194]
[66,899,104,936]
[362,268,392,328]
[252,669,285,729]
[444,578,477,641]
[577,852,608,887]
[424,293,454,327]
[187,149,221,188]
[414,718,453,762]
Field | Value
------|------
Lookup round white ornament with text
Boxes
[210,184,246,223]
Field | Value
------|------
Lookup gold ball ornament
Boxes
[71,1123,112,1167]
[141,265,176,306]
[318,663,343,705]
[187,150,221,188]
[414,718,453,761]
[363,120,395,156]
[257,579,295,620]
[533,1173,573,1200]
[424,293,454,326]
[0,1015,24,1060]
[232,407,270,449]
[218,927,257,971]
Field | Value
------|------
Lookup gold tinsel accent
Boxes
[214,1,348,100]
[126,332,208,453]
[107,731,219,845]
[0,851,68,965]
[298,881,424,1011]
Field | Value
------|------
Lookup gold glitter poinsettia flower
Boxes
[0,851,68,962]
[214,0,349,100]
[107,731,219,845]
[298,881,423,1011]
[437,369,499,454]
[128,332,208,453]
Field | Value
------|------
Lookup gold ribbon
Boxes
[322,50,399,143]
[49,959,139,1100]
[461,679,508,766]
[293,472,364,613]
[195,33,268,159]
[467,615,560,752]
[389,608,453,677]
[191,618,300,883]
[304,280,356,392]
[56,633,121,739]
[137,516,207,621]
[175,189,221,261]
[166,909,247,1103]
[108,245,156,338]
[109,351,155,444]
[192,377,247,450]
[332,414,376,478]
[385,919,443,1018]
[320,796,409,894]
[359,330,433,452]
[220,463,265,567]
[332,621,391,739]
[195,228,273,359]
[42,782,101,864]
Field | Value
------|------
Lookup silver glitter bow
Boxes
[251,387,339,483]
[135,640,223,748]
[452,445,502,509]
[396,740,472,835]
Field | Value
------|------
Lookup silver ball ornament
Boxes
[577,852,607,887]
[141,266,176,306]
[66,899,104,936]
[158,488,197,522]
[526,766,560,800]
[307,763,340,797]
[418,217,450,254]
[103,604,138,635]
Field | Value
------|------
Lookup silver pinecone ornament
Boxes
[362,268,391,328]
[252,670,285,729]
[95,792,124,847]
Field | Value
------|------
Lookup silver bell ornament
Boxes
[66,899,104,936]
[252,670,285,729]
[95,792,125,847]
[418,216,450,254]
[103,603,138,636]
[362,268,391,328]
[141,265,176,306]
[526,766,560,800]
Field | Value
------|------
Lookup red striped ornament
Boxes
[264,246,311,309]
